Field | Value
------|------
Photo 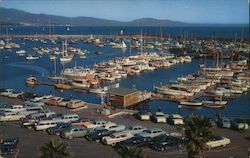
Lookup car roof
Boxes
[146,128,163,132]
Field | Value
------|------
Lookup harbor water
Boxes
[0,26,249,119]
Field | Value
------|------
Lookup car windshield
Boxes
[3,141,15,145]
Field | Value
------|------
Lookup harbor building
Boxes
[107,87,151,108]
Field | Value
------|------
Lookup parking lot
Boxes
[1,96,250,158]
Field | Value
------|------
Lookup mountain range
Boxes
[0,7,247,27]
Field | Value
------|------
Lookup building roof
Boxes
[107,87,139,96]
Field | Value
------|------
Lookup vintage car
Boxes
[122,125,146,135]
[151,112,167,123]
[102,132,134,146]
[206,136,230,149]
[137,128,166,138]
[61,126,88,139]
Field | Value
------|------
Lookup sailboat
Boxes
[48,57,61,80]
[122,41,127,49]
[60,39,72,62]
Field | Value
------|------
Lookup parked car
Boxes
[20,114,45,128]
[0,112,26,122]
[18,92,37,100]
[19,106,43,116]
[72,118,91,126]
[206,136,230,149]
[47,122,71,135]
[46,97,64,106]
[67,99,87,109]
[54,114,80,123]
[38,110,56,118]
[85,128,114,141]
[102,132,134,146]
[134,111,151,121]
[137,128,166,138]
[34,120,58,131]
[101,124,126,132]
[167,114,184,125]
[83,119,112,129]
[0,89,14,97]
[2,105,26,113]
[118,135,165,148]
[57,98,71,107]
[24,99,45,107]
[151,136,185,152]
[61,126,88,139]
[0,137,19,155]
[231,119,249,130]
[40,95,54,103]
[122,125,146,135]
[8,91,24,98]
[217,117,231,128]
[151,112,167,123]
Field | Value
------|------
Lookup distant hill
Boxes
[0,7,248,27]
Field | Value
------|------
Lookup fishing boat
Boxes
[25,76,38,85]
[179,100,203,107]
[26,55,39,60]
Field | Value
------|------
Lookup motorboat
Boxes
[203,100,227,108]
[26,55,39,60]
[71,78,90,88]
[179,100,203,106]
[26,76,38,85]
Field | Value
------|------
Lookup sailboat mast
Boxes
[140,30,143,54]
[62,41,65,57]
[6,25,9,44]
[65,39,68,56]
[240,26,244,49]
[54,58,57,77]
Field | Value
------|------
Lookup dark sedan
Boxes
[47,122,71,135]
[151,136,185,152]
[85,128,113,141]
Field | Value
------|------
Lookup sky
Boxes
[0,0,249,24]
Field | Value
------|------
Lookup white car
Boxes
[122,125,147,135]
[35,120,58,131]
[102,132,134,145]
[8,92,24,98]
[167,114,184,125]
[2,105,26,113]
[24,99,45,107]
[83,119,113,129]
[151,112,167,123]
[0,89,14,97]
[135,111,151,121]
[206,136,230,149]
[137,128,166,138]
[0,112,26,121]
[58,99,71,107]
